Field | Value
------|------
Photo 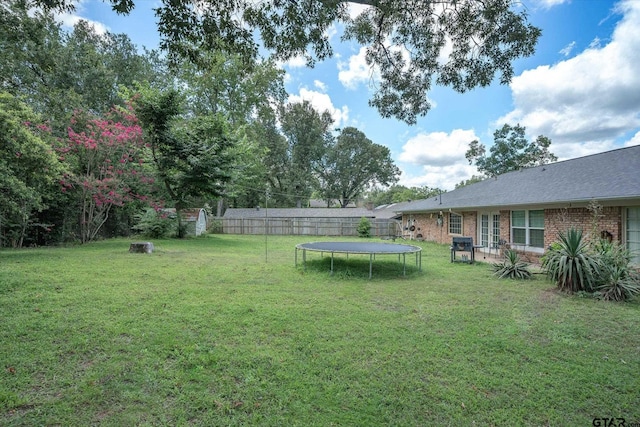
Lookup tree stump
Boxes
[129,242,154,254]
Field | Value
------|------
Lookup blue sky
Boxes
[58,0,640,190]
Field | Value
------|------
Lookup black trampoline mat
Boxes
[296,241,421,254]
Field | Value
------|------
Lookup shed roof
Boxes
[161,208,206,221]
[400,145,640,213]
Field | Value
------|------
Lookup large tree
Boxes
[465,123,557,177]
[454,175,485,189]
[277,101,334,207]
[31,0,541,124]
[58,105,152,243]
[132,86,235,234]
[0,92,64,247]
[178,52,287,126]
[1,1,158,134]
[319,127,400,208]
[366,185,442,206]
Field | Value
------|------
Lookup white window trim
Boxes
[624,206,640,265]
[449,212,463,235]
[510,210,545,254]
[477,212,501,251]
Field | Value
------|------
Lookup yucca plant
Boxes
[542,228,599,293]
[595,265,640,301]
[493,249,532,280]
[593,239,640,301]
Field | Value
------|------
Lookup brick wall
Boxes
[403,206,623,264]
[403,211,477,245]
[545,206,622,247]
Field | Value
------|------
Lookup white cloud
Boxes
[399,164,477,191]
[399,129,479,166]
[283,55,307,69]
[535,0,571,9]
[397,129,480,190]
[338,46,376,90]
[558,41,576,57]
[347,3,371,20]
[499,0,640,154]
[313,80,327,92]
[625,131,640,147]
[48,1,109,34]
[54,11,109,35]
[589,37,602,49]
[287,88,349,128]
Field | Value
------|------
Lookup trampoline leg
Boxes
[295,248,297,267]
[369,253,373,279]
[331,252,334,275]
[403,253,406,276]
[303,249,306,272]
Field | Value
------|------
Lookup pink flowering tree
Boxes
[58,104,156,243]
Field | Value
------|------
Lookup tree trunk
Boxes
[216,198,224,217]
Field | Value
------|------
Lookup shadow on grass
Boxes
[299,255,423,280]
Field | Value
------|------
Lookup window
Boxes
[511,210,544,249]
[492,214,501,247]
[627,207,640,265]
[449,213,462,235]
[480,213,501,247]
[478,213,501,256]
[481,214,489,247]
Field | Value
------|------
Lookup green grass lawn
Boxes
[1,235,639,426]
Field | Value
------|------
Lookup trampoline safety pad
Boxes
[295,241,422,279]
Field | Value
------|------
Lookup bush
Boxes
[132,208,176,238]
[209,218,223,234]
[357,216,371,238]
[542,228,599,293]
[594,265,640,301]
[593,239,640,301]
[493,249,532,280]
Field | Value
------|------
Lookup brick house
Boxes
[396,145,640,263]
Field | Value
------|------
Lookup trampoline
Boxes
[295,241,422,279]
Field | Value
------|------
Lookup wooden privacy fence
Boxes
[222,217,401,237]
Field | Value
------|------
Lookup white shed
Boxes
[180,208,208,236]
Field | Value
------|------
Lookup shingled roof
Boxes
[400,145,640,213]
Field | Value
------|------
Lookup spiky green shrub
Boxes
[542,228,599,293]
[493,249,532,280]
[595,265,640,301]
[593,239,640,301]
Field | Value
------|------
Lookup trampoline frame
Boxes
[295,241,422,279]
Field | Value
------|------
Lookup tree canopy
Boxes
[465,123,557,177]
[132,85,235,214]
[318,127,400,208]
[275,101,334,207]
[366,185,442,206]
[1,1,157,133]
[31,0,541,124]
[0,92,64,247]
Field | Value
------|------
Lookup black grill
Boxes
[451,237,475,263]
